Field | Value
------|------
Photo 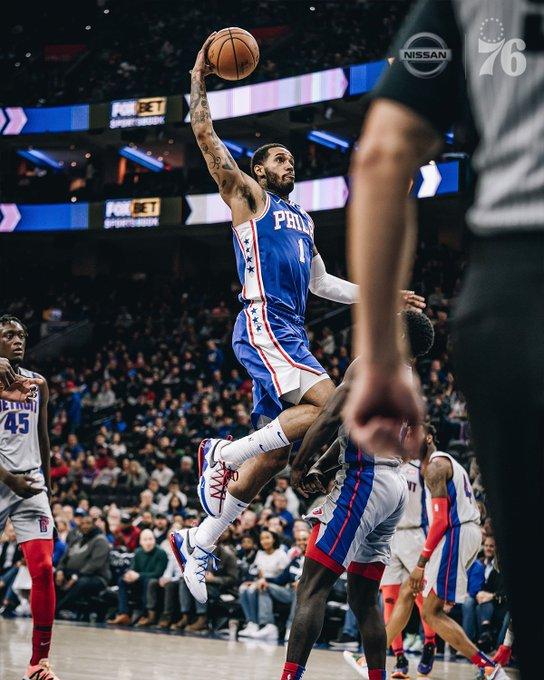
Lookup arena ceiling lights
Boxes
[119,146,164,172]
[16,149,63,170]
[307,130,351,152]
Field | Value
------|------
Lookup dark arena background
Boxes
[0,2,519,679]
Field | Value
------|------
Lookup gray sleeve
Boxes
[79,539,111,576]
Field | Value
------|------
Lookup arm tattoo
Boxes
[190,69,259,213]
[425,458,450,498]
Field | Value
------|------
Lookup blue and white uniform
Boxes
[423,451,481,603]
[306,426,407,574]
[381,459,428,586]
[0,368,53,543]
[231,192,327,427]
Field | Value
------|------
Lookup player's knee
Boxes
[421,598,437,623]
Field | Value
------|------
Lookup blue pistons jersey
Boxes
[231,191,326,425]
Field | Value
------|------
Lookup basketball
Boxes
[206,27,259,81]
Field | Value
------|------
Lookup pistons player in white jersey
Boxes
[170,33,425,600]
[0,315,60,680]
[372,423,508,680]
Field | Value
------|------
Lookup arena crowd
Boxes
[0,241,508,654]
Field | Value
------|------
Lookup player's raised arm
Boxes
[190,34,265,220]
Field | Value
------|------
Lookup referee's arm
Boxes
[343,0,462,451]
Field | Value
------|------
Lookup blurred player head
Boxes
[401,310,434,360]
[0,315,28,366]
[403,421,437,461]
[251,143,295,197]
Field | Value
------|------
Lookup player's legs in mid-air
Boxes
[170,373,335,601]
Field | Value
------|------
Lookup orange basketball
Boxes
[206,27,259,81]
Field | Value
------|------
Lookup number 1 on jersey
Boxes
[298,238,305,263]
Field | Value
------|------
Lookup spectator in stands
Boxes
[145,551,184,630]
[264,476,300,517]
[108,529,168,626]
[94,380,116,411]
[237,533,258,582]
[474,538,508,652]
[152,514,170,544]
[93,456,121,490]
[260,527,308,641]
[177,455,198,496]
[150,453,175,489]
[238,530,290,640]
[158,479,187,513]
[65,507,86,546]
[268,491,295,538]
[55,516,111,618]
[113,513,141,552]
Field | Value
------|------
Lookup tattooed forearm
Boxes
[190,68,259,206]
[190,70,211,132]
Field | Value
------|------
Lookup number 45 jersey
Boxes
[231,191,326,427]
[0,367,41,473]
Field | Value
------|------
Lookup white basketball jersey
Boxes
[0,368,41,473]
[398,460,427,530]
[425,452,480,526]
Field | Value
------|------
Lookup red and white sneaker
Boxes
[23,659,61,680]
[197,438,238,517]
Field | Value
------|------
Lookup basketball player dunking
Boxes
[0,315,59,680]
[170,34,425,600]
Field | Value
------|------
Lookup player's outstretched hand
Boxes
[343,363,424,456]
[0,357,18,387]
[3,473,42,499]
[192,32,218,77]
[0,376,43,403]
[400,290,426,312]
[290,466,307,496]
[299,468,326,498]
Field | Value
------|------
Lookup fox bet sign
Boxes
[109,97,167,129]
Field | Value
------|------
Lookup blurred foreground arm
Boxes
[344,99,441,452]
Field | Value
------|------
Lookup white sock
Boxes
[219,417,290,468]
[504,627,514,648]
[194,492,249,548]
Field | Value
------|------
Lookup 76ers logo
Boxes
[38,516,50,533]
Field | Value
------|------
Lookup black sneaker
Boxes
[417,643,436,676]
[391,653,410,678]
[329,633,359,650]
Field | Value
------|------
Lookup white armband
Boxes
[309,254,359,304]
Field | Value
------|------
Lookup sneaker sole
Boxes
[169,532,186,574]
[197,439,209,477]
[197,439,224,518]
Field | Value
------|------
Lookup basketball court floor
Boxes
[0,619,518,679]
